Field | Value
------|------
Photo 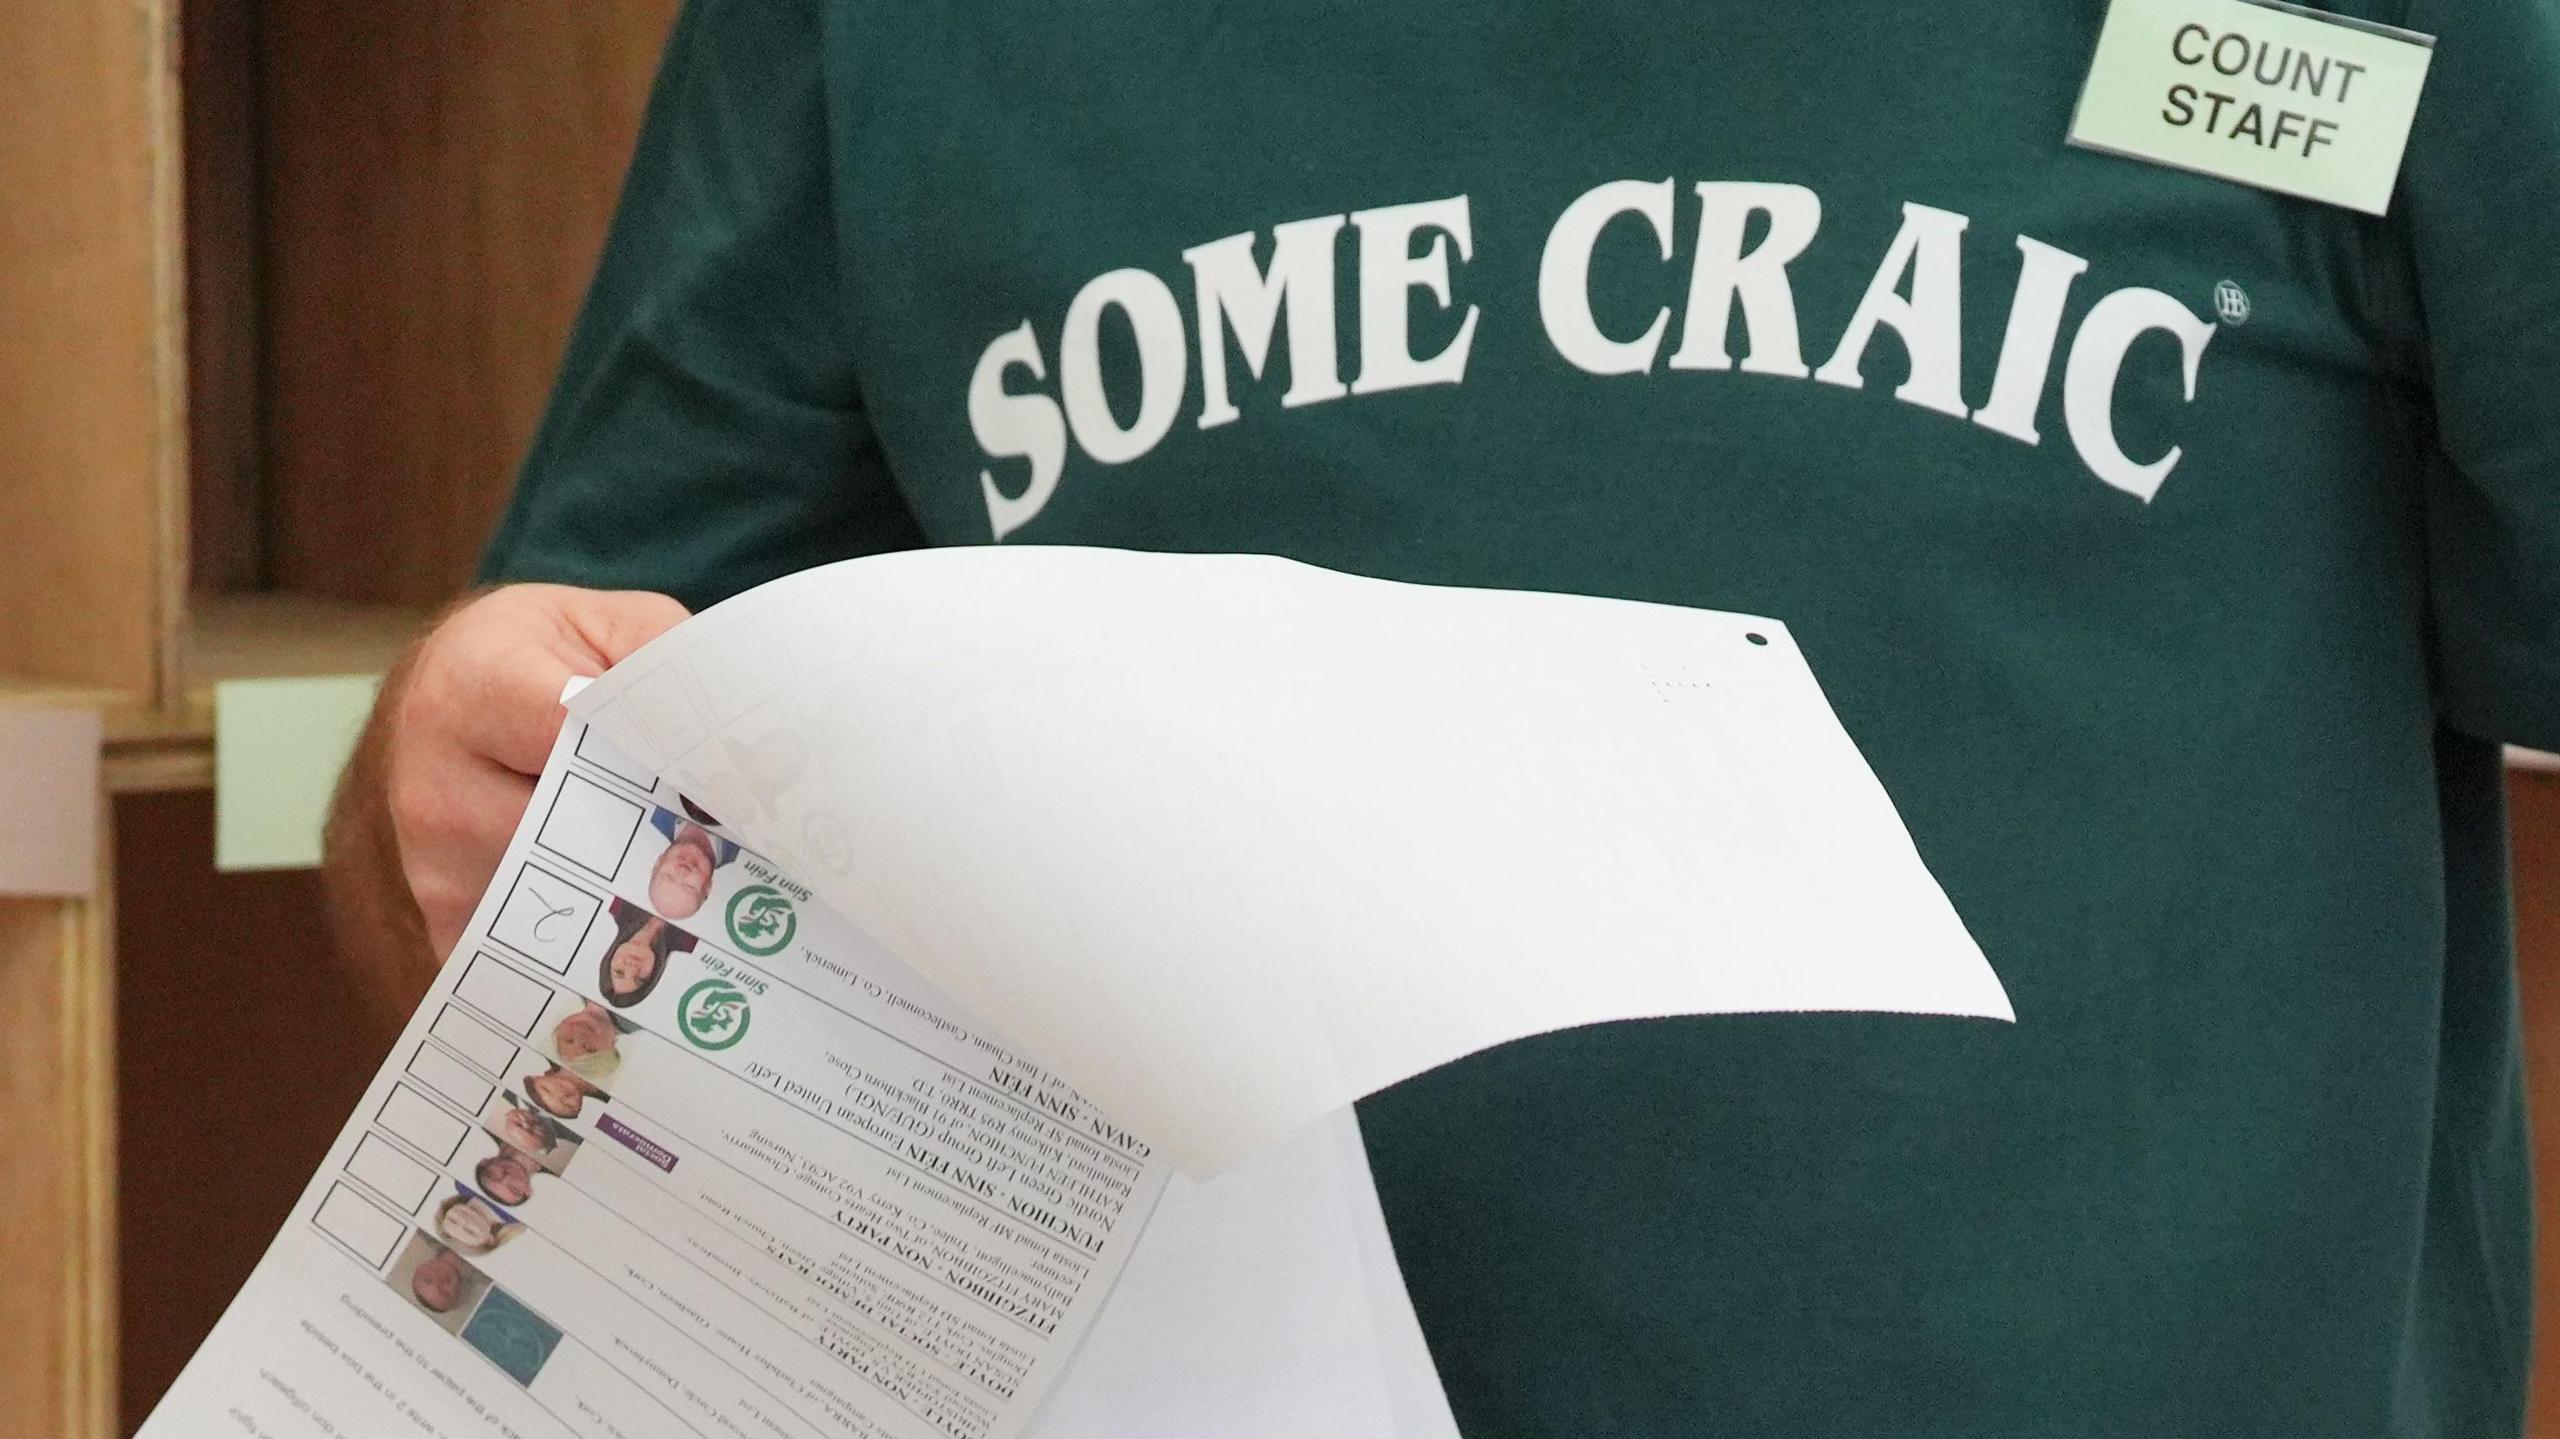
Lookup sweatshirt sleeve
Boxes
[2400,0,2560,750]
[479,0,922,610]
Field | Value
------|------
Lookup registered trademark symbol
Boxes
[2212,279,2250,325]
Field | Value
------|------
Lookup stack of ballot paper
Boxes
[138,548,2007,1439]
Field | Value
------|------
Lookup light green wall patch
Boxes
[215,674,383,872]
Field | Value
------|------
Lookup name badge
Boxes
[2068,0,2434,215]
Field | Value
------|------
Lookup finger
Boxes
[405,833,527,939]
[403,758,539,868]
[448,755,542,856]
[417,875,478,959]
[400,758,540,942]
[442,645,579,778]
[566,590,691,668]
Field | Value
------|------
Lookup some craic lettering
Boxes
[968,181,2220,537]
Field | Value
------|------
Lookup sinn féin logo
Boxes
[725,884,798,956]
[676,979,753,1051]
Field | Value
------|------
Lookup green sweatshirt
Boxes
[483,1,2560,1432]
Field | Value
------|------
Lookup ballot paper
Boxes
[141,547,2010,1439]
[139,711,1459,1439]
[571,547,2014,1174]
[1037,1111,1461,1439]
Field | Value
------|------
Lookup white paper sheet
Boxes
[1038,1108,1461,1439]
[138,711,1457,1439]
[571,548,2011,1173]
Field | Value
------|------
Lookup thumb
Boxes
[566,589,692,669]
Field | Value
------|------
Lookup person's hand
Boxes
[333,584,689,971]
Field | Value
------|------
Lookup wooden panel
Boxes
[184,0,266,595]
[2520,771,2560,1434]
[259,2,681,608]
[113,789,404,1430]
[0,0,177,693]
[176,593,426,737]
[0,899,117,1439]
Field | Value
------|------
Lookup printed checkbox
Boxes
[430,1004,518,1078]
[345,1133,438,1213]
[312,1182,405,1270]
[625,665,708,763]
[487,868,602,976]
[407,1042,496,1113]
[682,626,784,729]
[536,774,647,881]
[374,1083,470,1165]
[574,724,656,793]
[456,953,554,1036]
